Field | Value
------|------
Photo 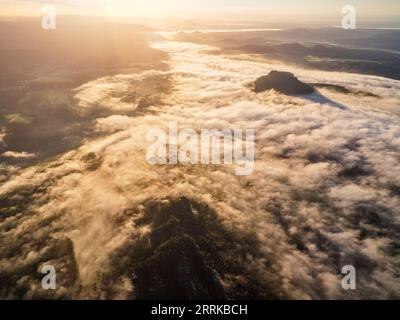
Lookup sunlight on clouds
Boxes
[1,36,400,299]
[1,0,399,21]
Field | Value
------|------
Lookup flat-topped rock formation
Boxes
[255,71,314,95]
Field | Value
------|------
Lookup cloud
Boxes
[73,70,166,113]
[2,151,36,159]
[1,38,400,299]
[94,115,137,133]
[0,128,6,147]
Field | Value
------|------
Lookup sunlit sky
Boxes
[1,0,399,22]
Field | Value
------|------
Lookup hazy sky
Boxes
[1,0,399,22]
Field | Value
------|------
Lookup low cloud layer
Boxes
[1,38,400,299]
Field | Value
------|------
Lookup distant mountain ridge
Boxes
[173,27,400,80]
